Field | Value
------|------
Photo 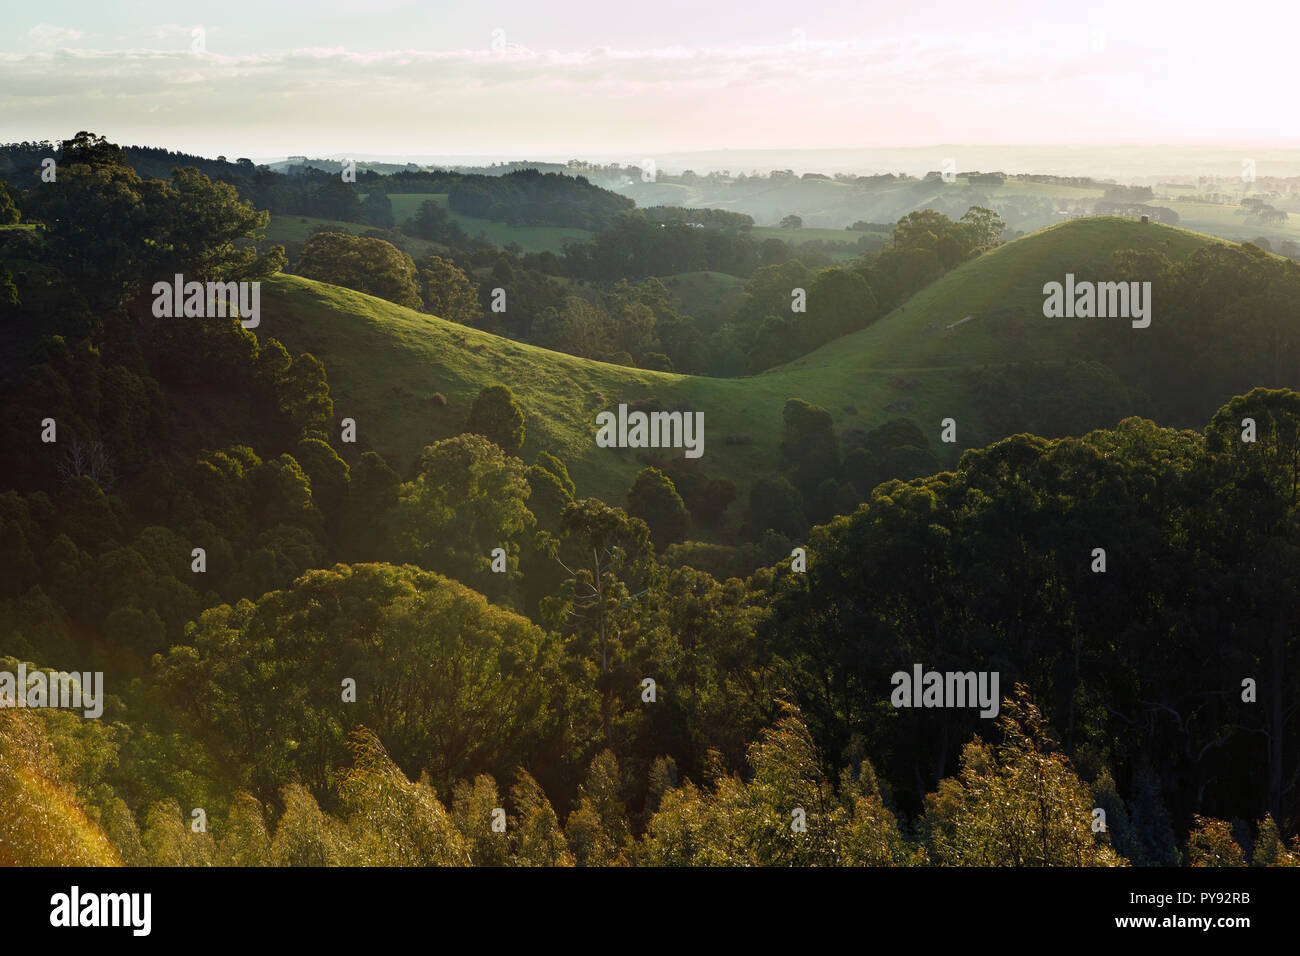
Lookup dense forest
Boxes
[1,133,1298,868]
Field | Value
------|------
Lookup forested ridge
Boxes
[1,134,1298,867]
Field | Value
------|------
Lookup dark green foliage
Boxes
[360,188,394,229]
[464,384,526,455]
[0,188,18,225]
[155,563,568,805]
[416,255,482,325]
[449,169,634,231]
[406,199,467,244]
[780,398,839,507]
[296,232,422,310]
[749,475,807,538]
[626,467,690,549]
[843,417,941,496]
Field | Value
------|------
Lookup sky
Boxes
[2,0,1297,161]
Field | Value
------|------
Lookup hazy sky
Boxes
[2,0,1296,159]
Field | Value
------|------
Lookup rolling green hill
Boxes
[386,193,593,252]
[264,214,373,243]
[257,217,1223,506]
[1161,199,1300,245]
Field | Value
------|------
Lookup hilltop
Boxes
[259,217,1224,506]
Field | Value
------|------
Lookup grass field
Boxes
[258,217,1221,508]
[386,193,593,253]
[263,215,372,243]
[1161,200,1300,245]
[263,214,447,263]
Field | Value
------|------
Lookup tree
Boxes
[361,189,394,228]
[217,791,272,866]
[626,467,690,548]
[269,784,348,865]
[0,187,19,225]
[843,417,940,495]
[392,434,533,595]
[0,264,17,314]
[341,451,400,560]
[566,750,630,865]
[296,232,422,309]
[293,437,350,536]
[1204,388,1300,827]
[807,267,878,342]
[544,499,656,745]
[312,178,362,222]
[780,398,840,504]
[452,775,510,866]
[921,686,1126,866]
[510,769,572,866]
[155,563,563,803]
[749,475,806,538]
[960,205,1006,250]
[892,208,957,250]
[743,697,848,865]
[1186,816,1246,867]
[157,166,284,281]
[338,729,469,866]
[27,133,283,304]
[408,199,467,244]
[535,451,575,498]
[417,255,482,326]
[780,215,803,229]
[464,384,526,455]
[532,295,612,360]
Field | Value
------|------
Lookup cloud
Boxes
[27,24,85,48]
[0,38,1288,155]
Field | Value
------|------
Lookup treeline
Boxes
[764,394,1300,831]
[289,204,1006,377]
[1016,174,1102,188]
[642,206,755,228]
[448,169,635,230]
[2,135,1011,379]
[0,138,409,226]
[0,139,637,233]
[16,681,1296,866]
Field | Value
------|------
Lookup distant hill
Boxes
[255,217,1231,516]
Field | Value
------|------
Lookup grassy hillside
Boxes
[259,217,1222,506]
[264,214,448,264]
[386,193,593,253]
[1162,199,1300,245]
[264,215,373,243]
